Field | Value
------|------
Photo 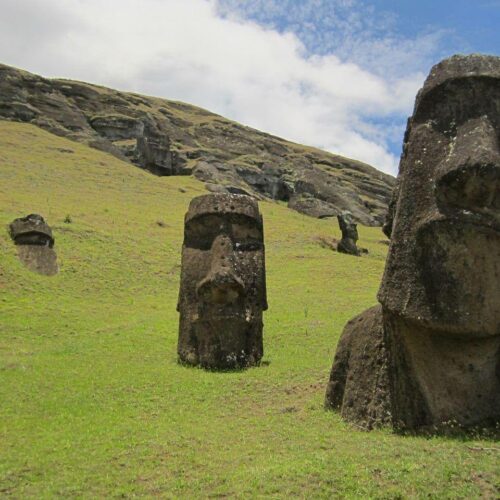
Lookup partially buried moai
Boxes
[325,54,500,431]
[336,211,360,256]
[177,194,267,369]
[9,214,58,276]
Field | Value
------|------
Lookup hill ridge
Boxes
[0,62,395,226]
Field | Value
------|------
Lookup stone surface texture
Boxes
[177,194,267,369]
[8,214,58,275]
[325,54,500,431]
[336,211,360,256]
[0,63,395,226]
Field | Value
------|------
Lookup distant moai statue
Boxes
[177,194,267,369]
[9,214,58,276]
[325,54,500,431]
[336,211,360,256]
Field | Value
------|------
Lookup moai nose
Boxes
[196,234,245,304]
[436,116,500,213]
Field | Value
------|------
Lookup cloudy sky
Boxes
[1,0,498,174]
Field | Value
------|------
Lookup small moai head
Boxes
[8,214,58,276]
[177,193,267,369]
[337,211,360,256]
[9,214,54,247]
[378,54,500,337]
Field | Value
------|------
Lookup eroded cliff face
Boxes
[0,63,395,225]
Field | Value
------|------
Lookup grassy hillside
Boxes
[0,63,395,226]
[0,121,498,498]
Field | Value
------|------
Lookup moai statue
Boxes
[177,193,267,369]
[336,211,360,256]
[9,214,58,276]
[325,54,500,431]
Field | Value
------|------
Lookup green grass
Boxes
[0,122,498,498]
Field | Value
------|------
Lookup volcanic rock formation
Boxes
[177,194,267,369]
[9,214,58,276]
[325,54,500,431]
[0,63,394,225]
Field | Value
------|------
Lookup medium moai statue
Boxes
[325,54,500,431]
[9,214,58,276]
[336,211,360,256]
[177,194,267,369]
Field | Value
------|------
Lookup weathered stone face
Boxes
[336,211,360,256]
[177,194,267,369]
[378,54,500,337]
[9,213,54,247]
[326,55,500,431]
[8,214,58,276]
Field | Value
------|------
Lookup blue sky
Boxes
[0,0,498,174]
[371,0,499,53]
[217,0,499,161]
[219,0,499,57]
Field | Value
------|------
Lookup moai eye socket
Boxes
[436,163,500,214]
[184,214,228,250]
[413,78,500,136]
[232,219,263,252]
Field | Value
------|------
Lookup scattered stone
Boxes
[325,54,500,431]
[336,212,360,256]
[90,114,142,141]
[225,186,253,196]
[177,193,267,369]
[8,214,58,276]
[136,133,173,175]
[288,194,338,219]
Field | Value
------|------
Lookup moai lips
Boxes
[177,193,267,369]
[325,54,500,431]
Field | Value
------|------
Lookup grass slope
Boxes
[0,122,498,498]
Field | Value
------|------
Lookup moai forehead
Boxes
[185,194,262,225]
[416,54,500,102]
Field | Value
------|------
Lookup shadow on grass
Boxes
[333,409,500,443]
[176,357,271,373]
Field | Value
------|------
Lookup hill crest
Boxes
[0,63,395,226]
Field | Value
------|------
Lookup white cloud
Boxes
[0,0,441,174]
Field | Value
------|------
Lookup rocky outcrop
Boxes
[0,63,396,225]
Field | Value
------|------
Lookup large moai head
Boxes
[378,54,500,337]
[177,193,267,369]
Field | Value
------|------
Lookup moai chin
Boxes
[325,54,500,431]
[177,193,267,369]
